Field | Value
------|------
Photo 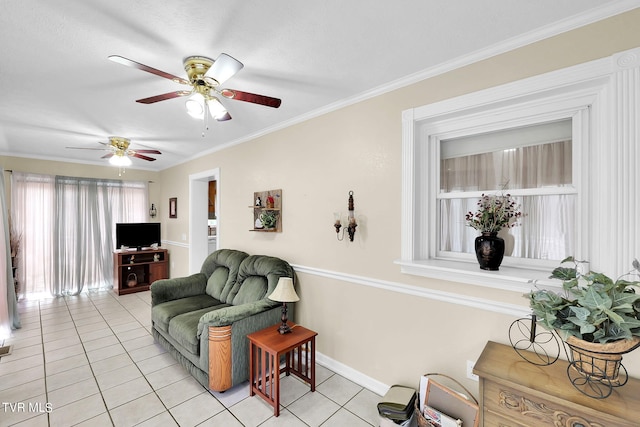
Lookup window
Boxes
[11,172,148,297]
[397,48,640,290]
[437,119,576,268]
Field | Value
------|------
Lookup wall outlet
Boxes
[467,360,479,382]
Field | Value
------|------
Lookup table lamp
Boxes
[268,277,299,334]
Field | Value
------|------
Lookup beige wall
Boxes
[158,9,640,393]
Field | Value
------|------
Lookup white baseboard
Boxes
[316,350,389,397]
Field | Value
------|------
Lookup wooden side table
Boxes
[247,322,317,416]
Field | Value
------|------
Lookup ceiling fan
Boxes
[66,136,161,166]
[108,53,281,122]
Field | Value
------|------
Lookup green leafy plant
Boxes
[259,211,278,229]
[465,192,522,233]
[526,257,640,343]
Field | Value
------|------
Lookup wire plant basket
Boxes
[509,315,640,399]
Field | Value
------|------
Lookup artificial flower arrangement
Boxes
[465,192,523,233]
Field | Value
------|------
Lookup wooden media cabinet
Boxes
[113,248,169,295]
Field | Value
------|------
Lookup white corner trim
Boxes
[291,264,531,319]
[316,351,389,397]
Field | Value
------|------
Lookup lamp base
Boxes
[278,302,292,334]
[278,322,292,334]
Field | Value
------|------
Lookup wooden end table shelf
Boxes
[247,322,317,416]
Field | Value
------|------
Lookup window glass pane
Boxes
[440,120,572,192]
[437,119,574,263]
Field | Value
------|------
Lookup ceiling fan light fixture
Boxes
[185,92,205,119]
[109,154,132,167]
[206,97,227,119]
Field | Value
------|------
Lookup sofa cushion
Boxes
[168,305,230,355]
[206,268,230,300]
[232,276,268,305]
[152,295,222,333]
[229,255,295,305]
[201,249,248,301]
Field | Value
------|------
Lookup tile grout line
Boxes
[38,299,51,426]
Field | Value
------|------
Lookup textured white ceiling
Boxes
[0,0,633,171]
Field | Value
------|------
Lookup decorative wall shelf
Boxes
[250,189,282,232]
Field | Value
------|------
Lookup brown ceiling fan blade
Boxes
[136,90,191,104]
[207,53,243,85]
[216,111,232,122]
[134,149,162,154]
[132,153,156,161]
[108,55,189,85]
[220,89,281,108]
[101,153,114,159]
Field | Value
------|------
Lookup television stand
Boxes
[113,248,169,295]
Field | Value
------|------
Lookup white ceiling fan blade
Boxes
[207,53,243,85]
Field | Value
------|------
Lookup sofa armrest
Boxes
[150,273,208,306]
[197,300,278,337]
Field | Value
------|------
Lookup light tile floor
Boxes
[0,290,381,426]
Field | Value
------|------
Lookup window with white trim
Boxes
[400,47,640,291]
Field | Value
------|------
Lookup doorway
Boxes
[207,180,217,255]
[189,168,220,274]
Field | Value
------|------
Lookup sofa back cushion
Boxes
[202,249,249,301]
[231,254,294,305]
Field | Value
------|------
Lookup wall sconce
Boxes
[149,203,157,218]
[334,191,357,242]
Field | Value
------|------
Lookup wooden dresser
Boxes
[473,341,640,426]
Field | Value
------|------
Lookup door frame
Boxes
[188,168,220,274]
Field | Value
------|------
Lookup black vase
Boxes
[474,232,505,271]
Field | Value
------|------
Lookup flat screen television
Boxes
[116,222,161,250]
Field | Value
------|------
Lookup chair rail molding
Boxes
[399,46,640,289]
[291,264,530,318]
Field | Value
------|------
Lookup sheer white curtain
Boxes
[12,172,147,297]
[439,140,574,261]
[1,171,20,339]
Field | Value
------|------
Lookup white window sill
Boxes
[394,258,561,293]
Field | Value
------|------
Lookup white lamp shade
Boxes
[109,155,132,167]
[268,277,299,303]
[185,93,205,119]
[206,97,227,119]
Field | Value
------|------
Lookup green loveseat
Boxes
[150,249,294,391]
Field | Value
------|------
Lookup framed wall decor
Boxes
[169,197,177,218]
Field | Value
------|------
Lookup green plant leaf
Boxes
[550,267,576,281]
[578,286,611,311]
[603,308,625,326]
[618,315,640,330]
[600,324,632,343]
